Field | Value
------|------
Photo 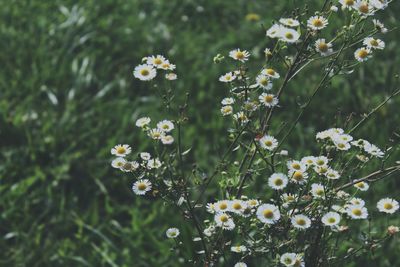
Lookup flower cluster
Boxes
[111,1,399,266]
[133,55,177,81]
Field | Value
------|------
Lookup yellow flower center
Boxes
[274,179,283,186]
[359,3,369,13]
[219,203,228,210]
[154,58,163,65]
[345,0,355,5]
[285,32,294,39]
[264,140,273,146]
[249,200,257,206]
[162,125,169,129]
[352,208,362,216]
[316,189,324,196]
[293,171,303,181]
[161,63,170,68]
[318,42,328,52]
[220,214,229,222]
[384,203,393,210]
[266,68,275,75]
[328,217,336,223]
[140,69,150,76]
[117,147,126,154]
[260,77,269,85]
[236,51,244,59]
[137,183,147,191]
[292,163,301,170]
[232,203,242,210]
[264,95,274,103]
[338,143,345,148]
[358,49,368,59]
[355,182,365,188]
[296,218,306,226]
[370,39,379,47]
[312,18,323,27]
[263,209,274,219]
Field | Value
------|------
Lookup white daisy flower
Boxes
[256,204,280,224]
[266,24,283,38]
[377,198,399,214]
[278,27,300,43]
[370,0,388,10]
[315,39,333,56]
[229,49,250,62]
[348,197,365,207]
[146,55,166,68]
[140,152,151,161]
[233,112,249,125]
[264,47,273,57]
[161,135,174,145]
[354,0,375,16]
[206,203,216,214]
[132,179,152,195]
[259,93,279,107]
[148,128,165,140]
[354,47,372,62]
[280,253,297,266]
[268,173,288,190]
[133,64,157,81]
[111,157,126,169]
[247,199,260,208]
[307,16,328,30]
[165,73,177,80]
[219,72,236,83]
[111,144,132,157]
[294,255,305,267]
[221,97,235,105]
[231,245,247,253]
[321,212,341,226]
[314,156,329,167]
[214,213,235,230]
[166,227,180,238]
[291,214,312,230]
[339,0,356,9]
[301,156,316,166]
[147,158,162,169]
[121,161,139,172]
[279,18,300,27]
[354,181,369,191]
[234,262,247,267]
[363,37,385,50]
[332,138,351,151]
[373,19,388,33]
[157,120,174,132]
[214,200,230,213]
[262,68,280,79]
[311,183,325,198]
[229,199,247,214]
[330,5,339,12]
[335,134,353,143]
[255,74,273,90]
[159,60,176,71]
[221,105,233,116]
[259,135,278,151]
[243,101,258,112]
[314,165,329,175]
[135,117,151,128]
[203,226,215,237]
[347,205,368,219]
[281,193,297,207]
[287,160,307,172]
[363,142,384,157]
[289,170,309,184]
[325,169,340,180]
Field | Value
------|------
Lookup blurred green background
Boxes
[1,0,399,266]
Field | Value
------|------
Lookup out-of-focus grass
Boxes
[0,0,399,266]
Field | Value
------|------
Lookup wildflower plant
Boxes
[111,1,399,266]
